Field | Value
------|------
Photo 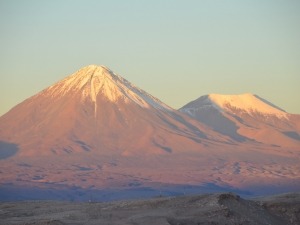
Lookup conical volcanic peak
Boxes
[39,65,171,110]
[45,65,117,98]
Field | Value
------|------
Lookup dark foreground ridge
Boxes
[1,192,299,225]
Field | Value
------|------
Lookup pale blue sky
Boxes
[1,0,299,115]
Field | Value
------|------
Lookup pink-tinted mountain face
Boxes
[0,66,299,200]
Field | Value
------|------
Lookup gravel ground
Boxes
[0,192,299,225]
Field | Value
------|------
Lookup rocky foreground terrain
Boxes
[1,192,299,225]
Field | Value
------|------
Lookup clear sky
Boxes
[1,0,299,115]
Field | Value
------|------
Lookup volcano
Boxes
[0,66,299,200]
[0,65,221,157]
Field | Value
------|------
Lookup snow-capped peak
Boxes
[208,93,287,117]
[42,65,172,111]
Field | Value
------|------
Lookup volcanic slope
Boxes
[0,66,299,200]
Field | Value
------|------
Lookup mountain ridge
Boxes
[0,65,299,200]
[181,93,288,118]
[180,93,300,147]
